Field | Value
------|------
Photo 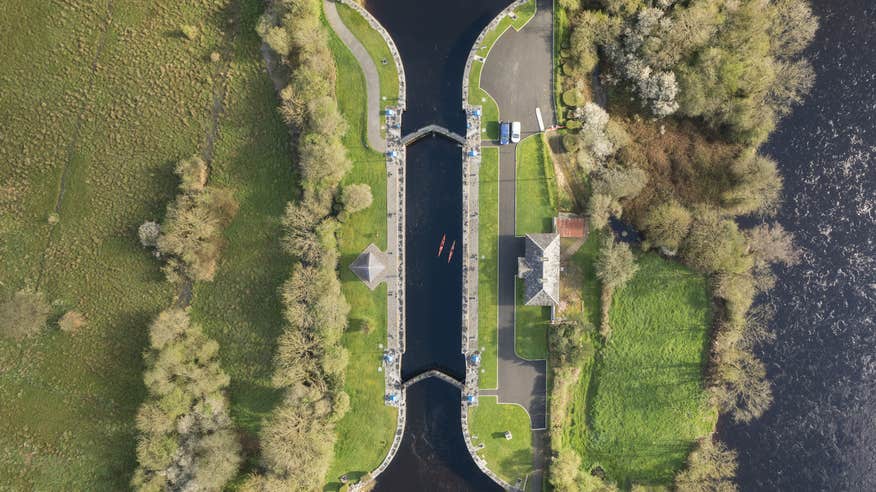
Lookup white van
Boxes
[511,121,521,143]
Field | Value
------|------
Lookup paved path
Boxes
[324,0,386,152]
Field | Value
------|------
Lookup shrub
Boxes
[264,26,291,56]
[550,320,594,367]
[58,310,87,333]
[157,187,239,282]
[591,166,648,202]
[0,289,50,340]
[595,235,638,292]
[138,221,160,248]
[180,24,198,41]
[562,89,583,107]
[341,183,373,214]
[675,438,738,492]
[639,200,691,252]
[681,208,752,275]
[588,193,621,231]
[562,133,581,153]
[174,155,208,193]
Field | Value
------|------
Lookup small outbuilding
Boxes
[554,213,587,239]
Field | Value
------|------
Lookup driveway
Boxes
[481,0,556,138]
[477,0,555,488]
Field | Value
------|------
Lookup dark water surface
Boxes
[377,379,502,491]
[365,0,507,489]
[719,1,876,490]
[402,139,465,381]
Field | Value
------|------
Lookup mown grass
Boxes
[0,1,233,488]
[516,134,557,235]
[515,279,550,360]
[324,15,397,489]
[581,254,716,487]
[468,0,536,141]
[478,147,500,389]
[468,396,534,485]
[335,3,399,138]
[187,0,295,475]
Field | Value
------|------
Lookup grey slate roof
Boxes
[517,233,560,306]
[350,244,389,290]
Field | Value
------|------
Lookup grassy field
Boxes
[335,3,400,137]
[516,134,557,236]
[324,15,398,489]
[468,0,536,141]
[0,1,240,488]
[468,396,534,485]
[581,254,716,487]
[478,148,500,389]
[515,279,550,360]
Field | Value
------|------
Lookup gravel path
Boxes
[324,0,386,152]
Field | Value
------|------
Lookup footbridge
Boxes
[402,369,464,390]
[401,125,466,146]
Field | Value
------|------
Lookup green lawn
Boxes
[188,0,296,476]
[468,0,536,141]
[581,254,717,487]
[478,148,500,389]
[515,279,550,360]
[516,134,557,235]
[324,15,397,489]
[335,3,400,137]
[0,1,233,488]
[468,396,534,485]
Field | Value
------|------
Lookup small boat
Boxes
[447,240,456,263]
[437,234,446,256]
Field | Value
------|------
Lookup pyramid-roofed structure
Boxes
[349,243,390,290]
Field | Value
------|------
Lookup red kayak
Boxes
[437,234,446,256]
[447,240,456,263]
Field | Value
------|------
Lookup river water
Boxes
[366,0,506,489]
[719,1,876,490]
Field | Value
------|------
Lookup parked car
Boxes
[511,121,521,143]
[499,121,511,145]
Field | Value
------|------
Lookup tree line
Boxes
[552,0,817,488]
[132,152,243,490]
[242,0,374,489]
